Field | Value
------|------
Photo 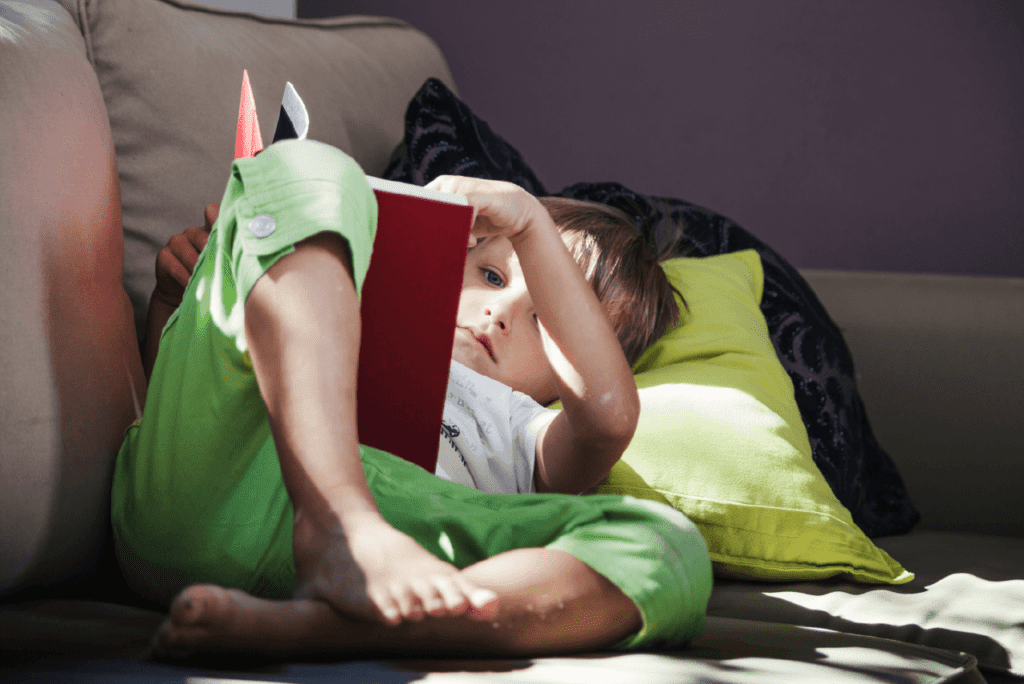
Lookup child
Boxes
[114,139,711,660]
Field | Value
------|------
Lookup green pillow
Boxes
[598,250,912,584]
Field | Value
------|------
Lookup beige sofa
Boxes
[1,0,1022,681]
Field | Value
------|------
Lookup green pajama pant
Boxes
[111,139,712,649]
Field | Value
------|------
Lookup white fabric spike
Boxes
[272,81,309,143]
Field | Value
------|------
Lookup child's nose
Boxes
[485,289,531,334]
[484,308,507,331]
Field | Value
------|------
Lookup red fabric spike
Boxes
[234,69,263,159]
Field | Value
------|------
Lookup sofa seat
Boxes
[0,602,987,683]
[2,531,1019,683]
[708,530,1024,681]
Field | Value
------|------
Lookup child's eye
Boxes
[483,269,504,287]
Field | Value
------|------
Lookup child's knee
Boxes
[617,497,710,569]
[234,139,378,296]
[260,138,363,178]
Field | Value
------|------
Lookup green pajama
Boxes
[111,139,712,649]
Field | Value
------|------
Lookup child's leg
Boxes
[155,547,639,660]
[244,231,497,625]
[112,139,493,623]
[153,453,713,660]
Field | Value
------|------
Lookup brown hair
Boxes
[538,196,685,366]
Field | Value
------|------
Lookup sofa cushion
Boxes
[0,0,144,595]
[594,250,910,584]
[708,530,1024,679]
[383,77,920,539]
[384,75,547,195]
[0,604,986,683]
[61,0,457,342]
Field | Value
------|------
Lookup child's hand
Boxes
[425,176,544,247]
[153,203,218,308]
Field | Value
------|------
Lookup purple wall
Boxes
[300,0,1024,277]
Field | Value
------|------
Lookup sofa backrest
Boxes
[0,0,456,596]
[58,0,457,345]
[802,269,1024,539]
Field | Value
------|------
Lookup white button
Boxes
[249,214,276,238]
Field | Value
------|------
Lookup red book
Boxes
[358,178,472,472]
[235,73,471,472]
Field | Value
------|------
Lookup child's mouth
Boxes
[476,334,495,361]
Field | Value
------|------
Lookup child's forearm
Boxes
[421,175,639,494]
[143,291,177,380]
[511,213,641,494]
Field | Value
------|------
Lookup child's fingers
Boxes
[185,225,209,253]
[203,203,219,230]
[426,176,492,220]
[427,176,542,246]
[427,177,482,248]
[162,231,204,287]
[173,230,204,274]
[156,244,192,290]
[424,175,455,193]
[427,176,534,240]
[153,219,212,305]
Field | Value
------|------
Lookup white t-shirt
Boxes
[434,360,559,494]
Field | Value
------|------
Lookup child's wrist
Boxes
[150,289,181,312]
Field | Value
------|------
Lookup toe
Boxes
[371,589,402,626]
[170,584,230,627]
[397,584,426,622]
[412,578,447,617]
[458,577,499,621]
[152,616,201,661]
[169,588,200,626]
[432,576,469,615]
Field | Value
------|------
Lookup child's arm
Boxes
[142,203,217,379]
[427,176,640,495]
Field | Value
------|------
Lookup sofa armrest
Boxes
[800,269,1024,538]
[0,0,146,596]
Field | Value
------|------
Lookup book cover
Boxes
[236,72,472,472]
[358,178,472,473]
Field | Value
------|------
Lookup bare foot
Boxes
[291,509,499,626]
[153,582,498,662]
[153,584,327,661]
[153,547,640,663]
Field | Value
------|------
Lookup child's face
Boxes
[452,235,558,405]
